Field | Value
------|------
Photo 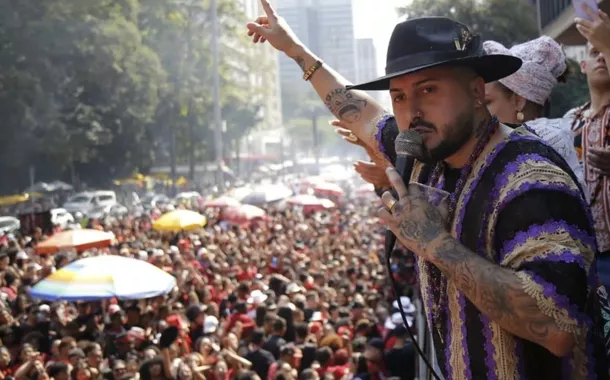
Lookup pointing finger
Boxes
[386,167,408,199]
[260,0,277,20]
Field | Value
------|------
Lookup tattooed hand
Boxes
[378,167,449,257]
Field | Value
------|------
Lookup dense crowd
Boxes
[0,196,417,380]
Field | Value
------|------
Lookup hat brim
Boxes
[347,54,522,91]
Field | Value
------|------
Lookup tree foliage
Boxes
[398,0,590,117]
[398,0,539,47]
[0,0,264,192]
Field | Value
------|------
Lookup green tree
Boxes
[138,0,268,180]
[398,0,538,47]
[0,0,164,192]
[398,0,590,117]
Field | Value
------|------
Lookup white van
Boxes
[62,191,117,215]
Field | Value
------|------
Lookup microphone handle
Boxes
[384,154,416,254]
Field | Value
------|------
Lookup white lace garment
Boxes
[525,117,584,187]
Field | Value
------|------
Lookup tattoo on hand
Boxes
[294,57,306,72]
[392,193,445,250]
[323,88,368,123]
[431,235,557,347]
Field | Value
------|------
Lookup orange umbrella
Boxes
[36,229,115,255]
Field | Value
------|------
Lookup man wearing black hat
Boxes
[246,1,609,379]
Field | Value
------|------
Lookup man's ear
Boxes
[580,60,587,75]
[471,77,486,108]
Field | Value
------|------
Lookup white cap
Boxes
[392,297,415,314]
[197,248,208,259]
[138,251,148,260]
[38,304,51,313]
[16,251,28,260]
[247,290,268,305]
[169,246,180,254]
[203,315,219,334]
[286,283,302,294]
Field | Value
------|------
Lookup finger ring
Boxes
[386,198,397,212]
[346,133,358,142]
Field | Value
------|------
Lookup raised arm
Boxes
[246,0,389,161]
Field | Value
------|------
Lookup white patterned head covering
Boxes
[483,36,566,105]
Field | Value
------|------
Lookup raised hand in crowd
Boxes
[575,4,610,55]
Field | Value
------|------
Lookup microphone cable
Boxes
[385,248,442,380]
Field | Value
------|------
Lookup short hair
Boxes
[272,317,286,333]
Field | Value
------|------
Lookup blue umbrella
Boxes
[29,255,176,301]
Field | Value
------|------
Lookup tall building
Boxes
[224,0,283,156]
[355,38,378,83]
[355,38,387,104]
[277,0,358,117]
[235,0,283,131]
[537,0,609,45]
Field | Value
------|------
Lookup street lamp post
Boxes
[211,0,224,192]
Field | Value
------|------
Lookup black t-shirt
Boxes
[385,344,415,380]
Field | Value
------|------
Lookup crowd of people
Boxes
[0,196,418,380]
[2,0,610,379]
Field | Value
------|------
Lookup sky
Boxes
[352,0,406,76]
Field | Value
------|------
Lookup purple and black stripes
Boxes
[375,114,394,162]
[521,269,590,327]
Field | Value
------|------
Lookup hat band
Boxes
[385,49,479,75]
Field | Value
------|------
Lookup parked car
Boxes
[62,191,117,215]
[0,216,20,235]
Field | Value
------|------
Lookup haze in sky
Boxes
[353,0,405,76]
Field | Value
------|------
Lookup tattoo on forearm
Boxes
[323,88,368,123]
[294,56,306,72]
[431,235,557,347]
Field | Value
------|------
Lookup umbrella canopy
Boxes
[241,184,292,205]
[355,183,376,198]
[224,186,253,202]
[29,255,176,301]
[152,210,206,232]
[203,196,241,208]
[286,195,335,209]
[222,204,266,225]
[313,182,345,197]
[25,181,73,193]
[36,229,115,254]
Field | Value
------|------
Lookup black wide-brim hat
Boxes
[348,17,522,91]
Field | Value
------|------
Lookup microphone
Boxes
[383,130,442,380]
[384,130,424,253]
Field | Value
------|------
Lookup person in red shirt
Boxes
[267,344,302,380]
[225,303,255,335]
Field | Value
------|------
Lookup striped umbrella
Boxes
[36,229,115,254]
[29,255,176,301]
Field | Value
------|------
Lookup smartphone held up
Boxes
[573,0,600,20]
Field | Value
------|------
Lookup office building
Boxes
[277,0,358,116]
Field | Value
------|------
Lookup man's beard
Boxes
[413,108,476,165]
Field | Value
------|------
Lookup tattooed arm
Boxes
[287,45,390,161]
[425,232,575,357]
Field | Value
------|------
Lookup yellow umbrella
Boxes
[152,210,207,232]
